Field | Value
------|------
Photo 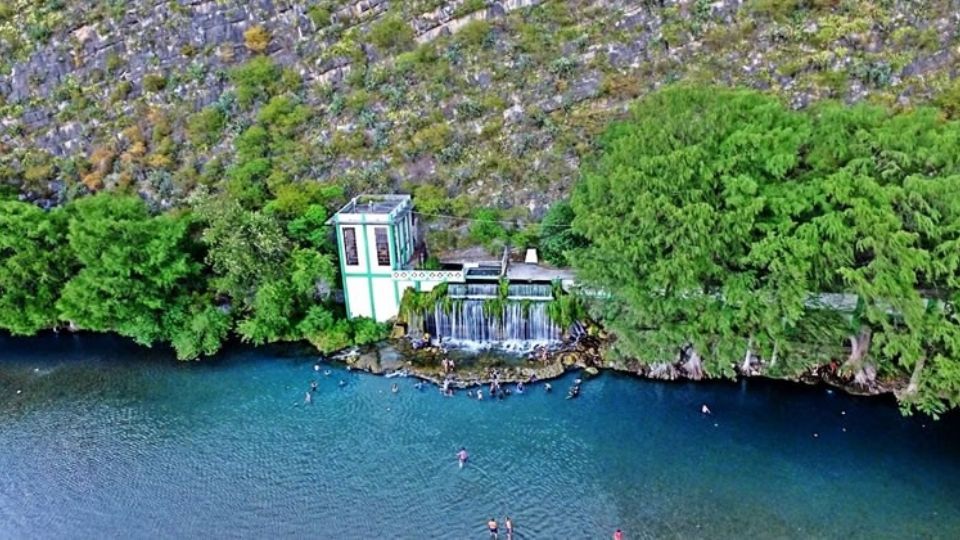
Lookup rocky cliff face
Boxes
[1,0,958,214]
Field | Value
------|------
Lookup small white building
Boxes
[327,194,465,322]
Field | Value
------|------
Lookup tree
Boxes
[0,201,74,334]
[57,194,202,346]
[538,201,586,266]
[572,86,813,378]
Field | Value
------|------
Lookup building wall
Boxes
[337,212,416,322]
[344,276,372,319]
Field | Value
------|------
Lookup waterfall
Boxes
[507,283,552,299]
[447,282,553,299]
[448,283,499,298]
[427,299,561,349]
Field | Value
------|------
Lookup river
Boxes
[1,334,959,538]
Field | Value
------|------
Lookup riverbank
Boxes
[332,335,906,403]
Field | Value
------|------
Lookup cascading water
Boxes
[427,298,561,349]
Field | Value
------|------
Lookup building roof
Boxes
[328,194,411,225]
[505,263,575,282]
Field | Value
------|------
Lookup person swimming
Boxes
[310,381,318,393]
[487,517,499,539]
[701,404,711,415]
[516,382,525,394]
[338,379,347,388]
[324,369,331,377]
[391,383,399,394]
[304,391,312,405]
[477,388,484,401]
[457,447,468,469]
[544,382,552,393]
[415,381,424,391]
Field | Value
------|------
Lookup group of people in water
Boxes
[302,365,349,404]
[302,359,588,405]
[483,515,621,539]
[486,516,514,539]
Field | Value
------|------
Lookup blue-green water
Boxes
[2,335,960,539]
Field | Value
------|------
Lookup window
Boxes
[375,227,390,267]
[343,227,358,266]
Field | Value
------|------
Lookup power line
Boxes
[411,210,576,228]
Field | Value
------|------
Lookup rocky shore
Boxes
[330,334,904,399]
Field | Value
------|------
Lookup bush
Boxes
[142,73,167,93]
[455,20,492,48]
[187,107,226,149]
[412,184,449,215]
[110,81,133,103]
[411,122,451,155]
[369,13,414,53]
[230,56,280,107]
[936,79,960,120]
[469,208,509,248]
[351,317,388,345]
[308,5,331,28]
[244,25,271,53]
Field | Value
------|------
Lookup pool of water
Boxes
[1,333,959,539]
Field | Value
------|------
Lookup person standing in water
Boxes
[304,391,312,405]
[457,447,468,469]
[487,517,498,539]
[504,516,513,539]
[613,528,624,540]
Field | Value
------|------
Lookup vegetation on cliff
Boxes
[1,1,959,234]
[571,85,960,416]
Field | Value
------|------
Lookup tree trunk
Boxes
[740,336,755,375]
[844,327,876,388]
[898,355,926,401]
[682,346,704,380]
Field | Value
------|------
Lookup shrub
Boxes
[230,56,280,107]
[411,122,451,155]
[244,25,271,53]
[936,79,960,120]
[308,5,331,28]
[369,13,414,53]
[455,20,492,48]
[469,208,509,248]
[110,81,133,103]
[142,73,168,93]
[187,107,226,149]
[106,53,124,73]
[351,317,388,345]
[412,184,449,215]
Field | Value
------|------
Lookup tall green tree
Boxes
[572,86,813,377]
[0,201,74,334]
[57,194,201,346]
